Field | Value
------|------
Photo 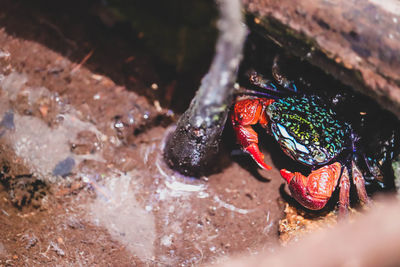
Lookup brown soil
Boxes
[0,1,300,266]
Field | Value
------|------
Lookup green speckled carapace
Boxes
[266,95,348,166]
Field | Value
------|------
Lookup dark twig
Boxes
[163,0,246,176]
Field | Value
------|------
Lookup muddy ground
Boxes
[0,1,290,266]
[0,1,399,266]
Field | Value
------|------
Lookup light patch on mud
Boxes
[0,72,106,181]
[369,0,400,15]
[213,195,255,214]
[87,171,156,260]
[84,141,206,264]
[0,72,28,100]
[156,159,207,199]
[8,114,104,180]
[84,133,220,265]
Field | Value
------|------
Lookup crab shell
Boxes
[266,95,349,167]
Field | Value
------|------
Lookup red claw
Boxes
[245,143,272,170]
[280,162,342,210]
[231,98,274,171]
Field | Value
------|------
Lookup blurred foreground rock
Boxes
[209,198,400,267]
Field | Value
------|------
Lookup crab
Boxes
[231,60,372,216]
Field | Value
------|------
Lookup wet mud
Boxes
[0,1,399,266]
[0,1,286,266]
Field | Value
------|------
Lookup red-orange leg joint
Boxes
[280,162,342,210]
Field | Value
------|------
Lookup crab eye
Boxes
[312,150,326,163]
[266,104,277,119]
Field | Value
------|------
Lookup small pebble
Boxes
[53,157,75,177]
[1,110,14,130]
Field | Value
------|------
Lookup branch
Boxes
[163,0,246,176]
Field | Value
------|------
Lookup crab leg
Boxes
[272,55,298,92]
[231,98,274,170]
[338,167,350,218]
[280,162,342,210]
[351,160,370,205]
